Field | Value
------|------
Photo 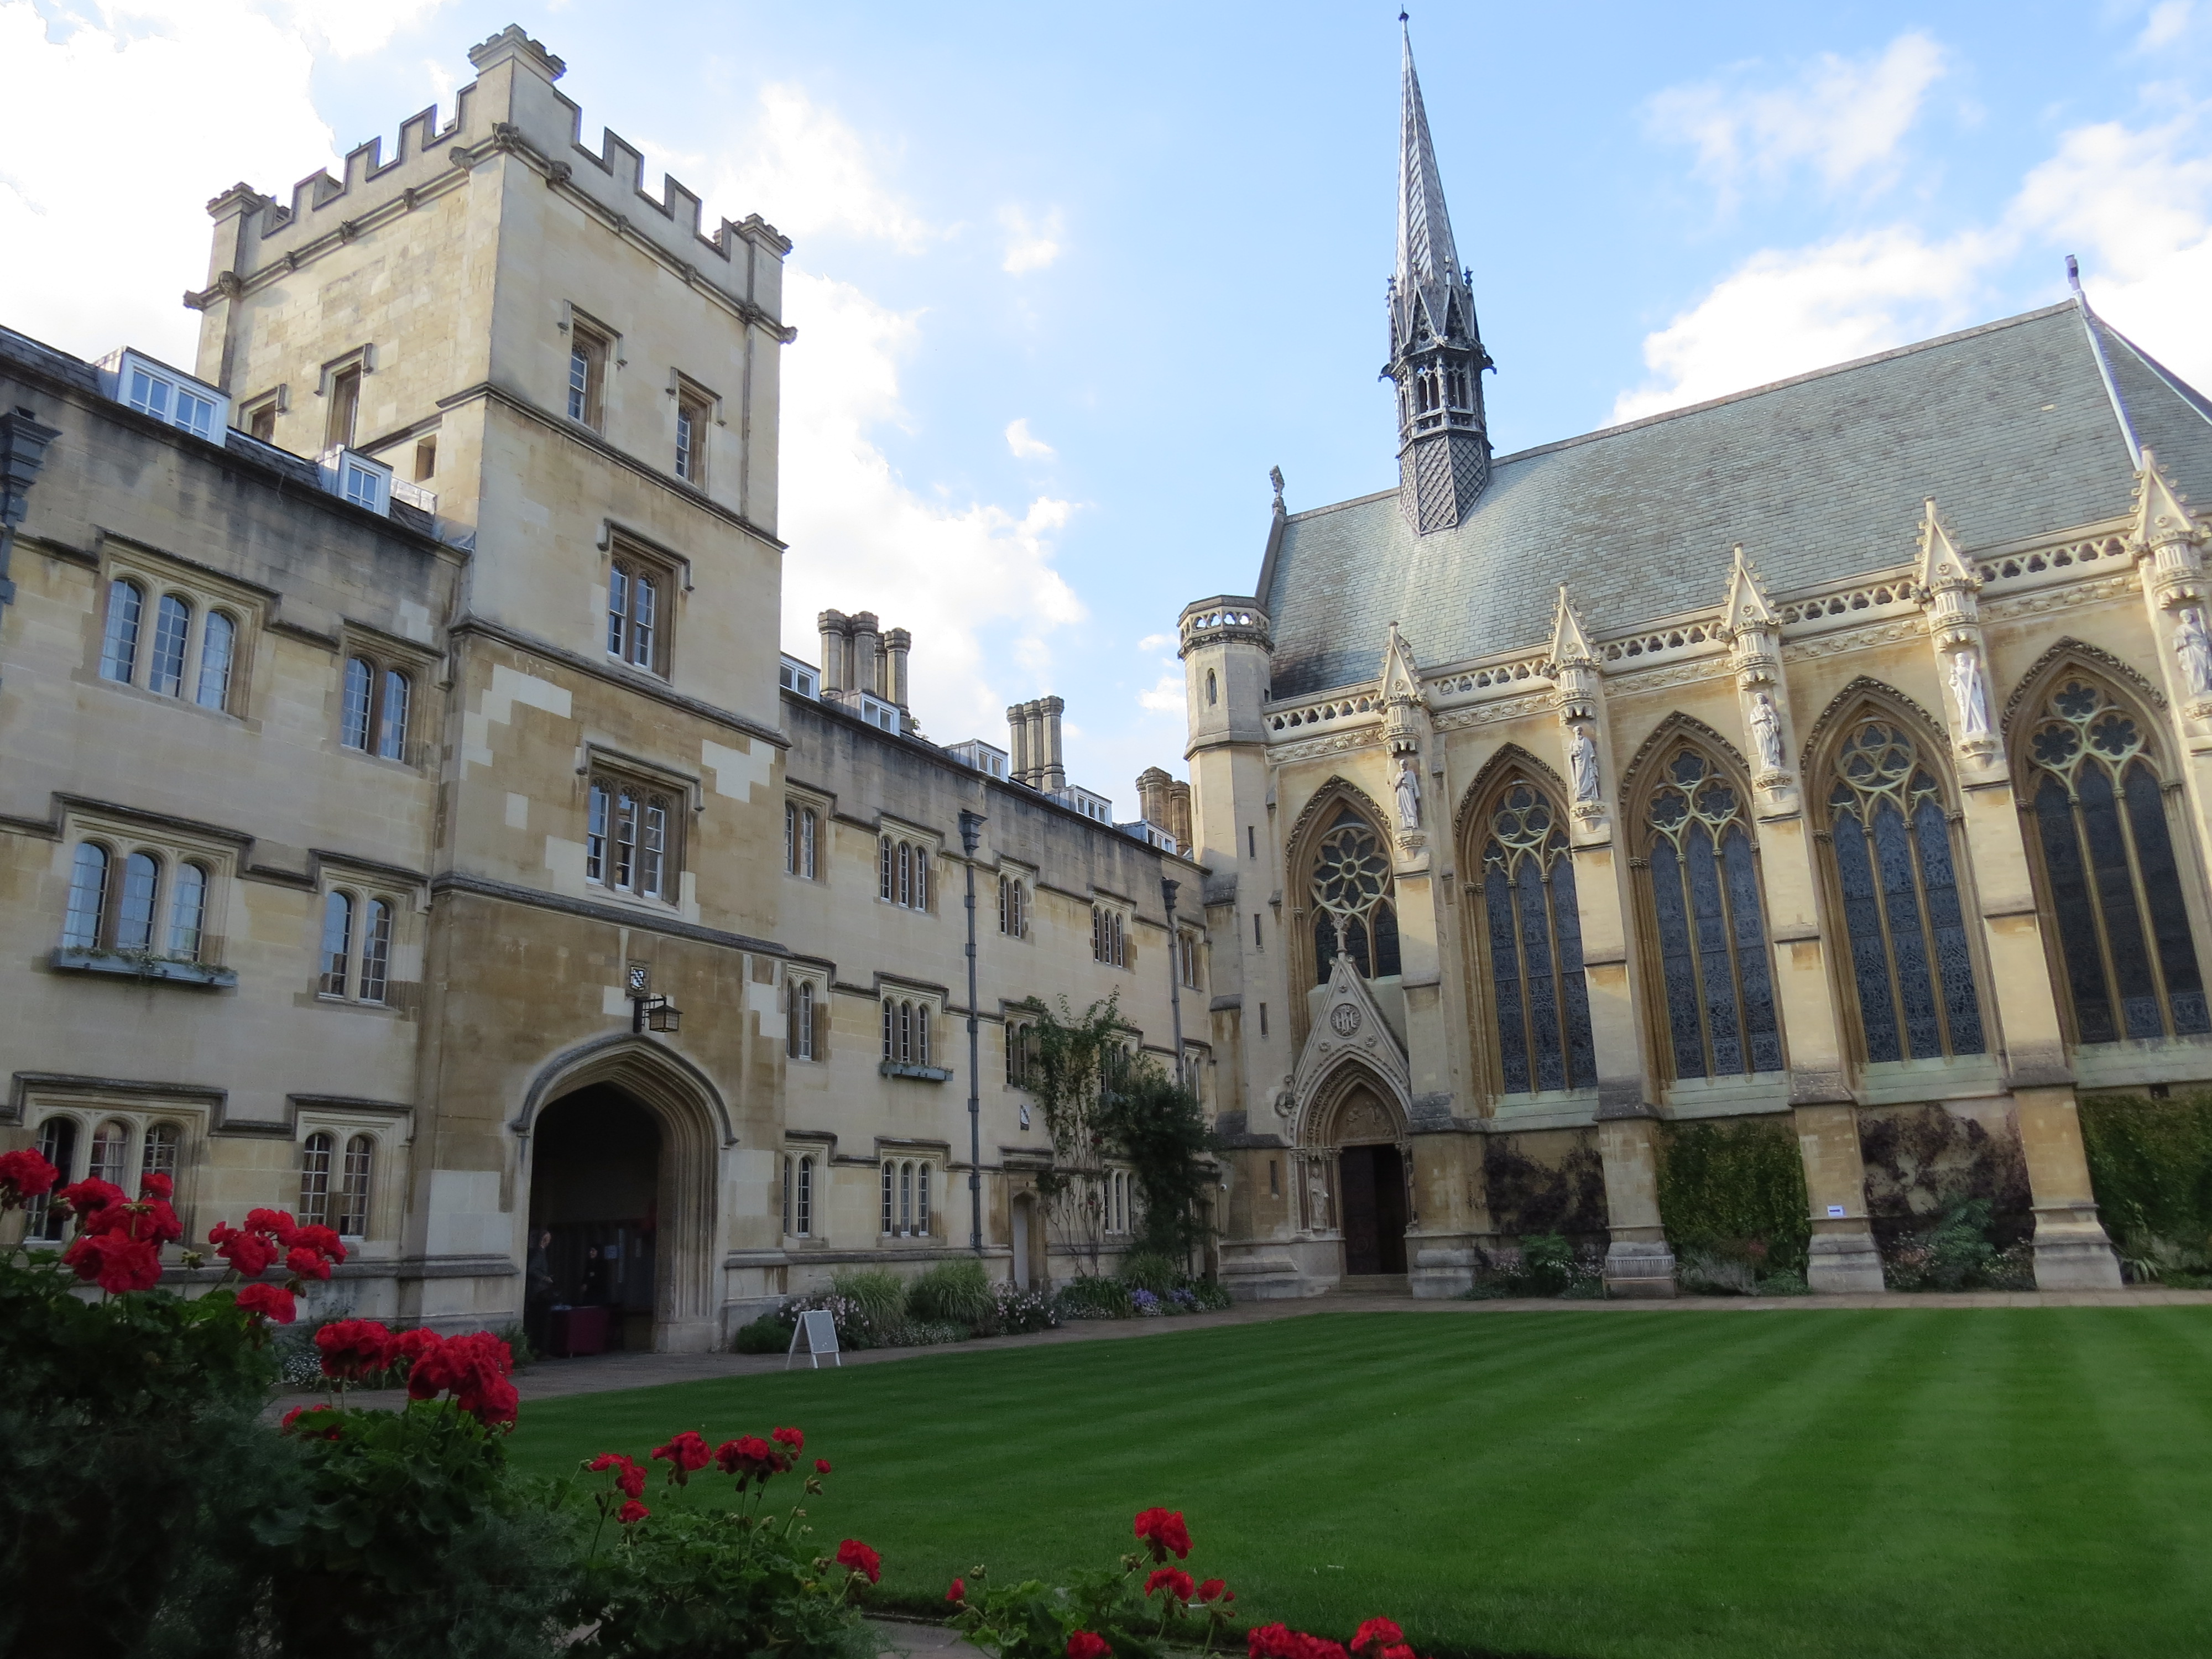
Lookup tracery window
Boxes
[999,874,1026,937]
[1091,905,1127,967]
[338,1135,374,1238]
[1475,778,1594,1094]
[784,803,817,879]
[299,1131,335,1227]
[1641,747,1782,1079]
[1824,717,1985,1062]
[881,997,931,1066]
[587,776,675,900]
[879,836,930,909]
[1307,806,1400,983]
[2024,679,2209,1044]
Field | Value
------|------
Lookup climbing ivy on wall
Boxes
[1483,1133,1608,1240]
[1656,1117,1810,1273]
[2079,1093,2212,1253]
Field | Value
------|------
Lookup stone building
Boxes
[0,26,1201,1349]
[1182,28,2212,1297]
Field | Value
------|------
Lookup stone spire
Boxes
[1385,19,1492,536]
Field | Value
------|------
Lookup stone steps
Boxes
[1338,1273,1412,1296]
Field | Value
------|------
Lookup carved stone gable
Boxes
[1291,958,1412,1146]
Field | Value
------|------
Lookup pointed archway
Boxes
[516,1035,729,1354]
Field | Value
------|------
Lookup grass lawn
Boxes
[506,1309,2212,1659]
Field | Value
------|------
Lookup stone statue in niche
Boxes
[1749,690,1786,774]
[1394,758,1422,829]
[1569,725,1602,804]
[1948,648,1991,738]
[2176,607,2212,700]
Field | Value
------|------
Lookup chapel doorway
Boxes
[1338,1142,1408,1276]
[529,1085,661,1353]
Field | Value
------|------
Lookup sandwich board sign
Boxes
[786,1308,841,1369]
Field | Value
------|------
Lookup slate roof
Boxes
[1261,302,2212,701]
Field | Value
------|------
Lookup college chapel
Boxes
[1,25,2209,1337]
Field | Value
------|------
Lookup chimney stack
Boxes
[1006,703,1032,784]
[816,609,848,693]
[1136,768,1193,851]
[884,628,911,709]
[1040,695,1066,791]
[850,612,881,697]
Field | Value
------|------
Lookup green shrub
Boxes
[1181,1276,1233,1312]
[733,1311,795,1354]
[1881,1198,2015,1291]
[907,1258,997,1329]
[827,1267,907,1340]
[1657,1117,1811,1275]
[2080,1092,2212,1272]
[1463,1235,1604,1298]
[1117,1250,1180,1293]
[1053,1276,1133,1320]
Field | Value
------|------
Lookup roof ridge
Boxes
[1277,302,2083,528]
[1493,301,2078,467]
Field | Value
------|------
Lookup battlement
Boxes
[197,25,789,323]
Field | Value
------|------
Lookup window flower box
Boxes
[51,947,236,988]
[878,1061,953,1083]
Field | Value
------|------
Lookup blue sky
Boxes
[4,1,2210,808]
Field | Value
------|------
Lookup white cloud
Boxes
[1611,227,1991,422]
[0,0,401,363]
[1004,417,1055,460]
[1135,633,1174,653]
[1136,670,1185,716]
[999,205,1063,274]
[2138,1,2193,51]
[2012,113,2212,386]
[714,83,936,251]
[1646,32,1948,201]
[776,269,1084,746]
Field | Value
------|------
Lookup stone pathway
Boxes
[265,1284,2212,1421]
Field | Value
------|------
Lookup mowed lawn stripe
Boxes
[505,1310,2212,1659]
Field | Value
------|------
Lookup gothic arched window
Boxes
[1474,776,1594,1094]
[2023,677,2209,1044]
[1641,745,1782,1079]
[1823,716,1985,1062]
[1306,806,1400,984]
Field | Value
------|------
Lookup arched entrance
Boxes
[517,1035,727,1354]
[530,1086,661,1352]
[1333,1084,1408,1276]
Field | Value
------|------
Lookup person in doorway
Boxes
[524,1229,554,1357]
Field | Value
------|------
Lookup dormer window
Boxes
[96,350,228,442]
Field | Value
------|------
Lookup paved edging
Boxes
[263,1285,2212,1421]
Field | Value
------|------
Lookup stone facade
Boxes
[1181,29,2212,1301]
[0,27,1201,1350]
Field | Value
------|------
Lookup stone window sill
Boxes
[879,1061,953,1082]
[51,947,236,989]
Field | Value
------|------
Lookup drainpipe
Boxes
[960,808,987,1255]
[0,406,62,695]
[1162,877,1186,1089]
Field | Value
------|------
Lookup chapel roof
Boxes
[1260,301,2212,701]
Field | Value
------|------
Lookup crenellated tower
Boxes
[1383,22,1492,535]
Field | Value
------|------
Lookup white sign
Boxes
[1826,1204,1848,1219]
[786,1308,841,1369]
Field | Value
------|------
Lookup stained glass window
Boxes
[1306,806,1400,983]
[2025,679,2209,1044]
[1478,779,1595,1094]
[1825,718,1985,1062]
[1643,747,1783,1079]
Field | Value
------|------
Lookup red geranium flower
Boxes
[1068,1634,1112,1659]
[58,1177,126,1219]
[1381,1647,1414,1659]
[651,1430,712,1484]
[1198,1580,1229,1604]
[1145,1568,1196,1602]
[588,1452,649,1501]
[208,1222,279,1280]
[405,1331,517,1427]
[236,1281,296,1324]
[771,1425,805,1452]
[246,1208,300,1245]
[815,1458,832,1474]
[286,1245,333,1281]
[946,1578,966,1603]
[1133,1507,1192,1562]
[1353,1620,1405,1655]
[713,1434,786,1484]
[315,1319,395,1382]
[279,1404,342,1441]
[618,1499,649,1525]
[61,1230,163,1294]
[138,1170,173,1201]
[0,1149,59,1206]
[836,1538,881,1584]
